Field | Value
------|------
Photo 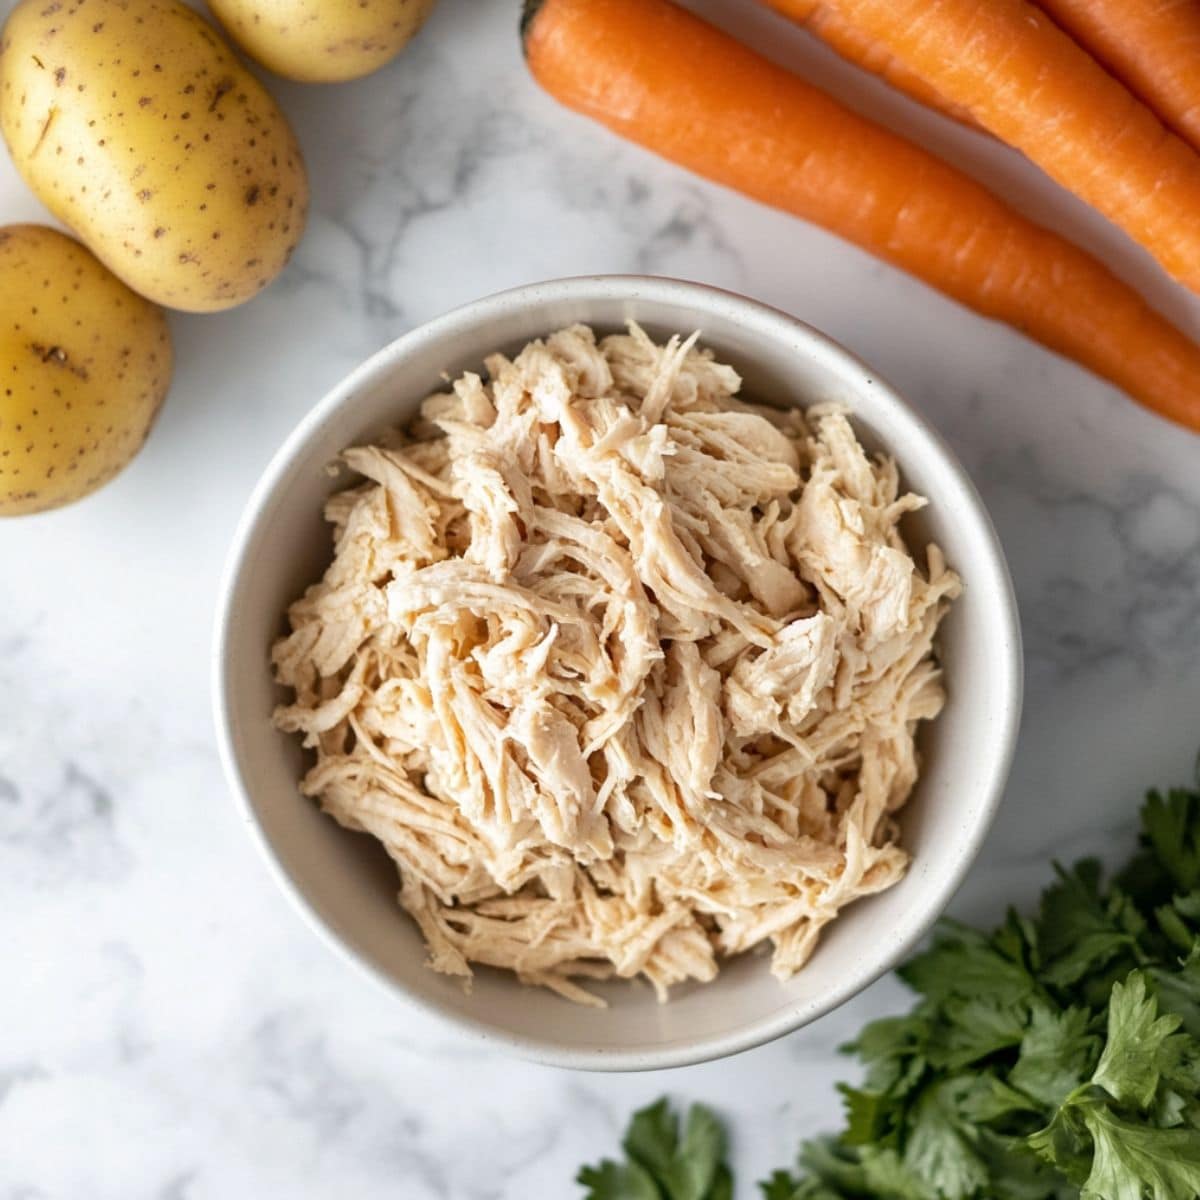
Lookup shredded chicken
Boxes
[272,324,960,1005]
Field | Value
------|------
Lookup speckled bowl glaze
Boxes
[213,275,1022,1071]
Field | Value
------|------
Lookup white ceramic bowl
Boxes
[214,276,1022,1071]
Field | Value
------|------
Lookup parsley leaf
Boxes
[1148,943,1200,1038]
[760,1170,803,1200]
[758,1166,852,1200]
[624,1099,680,1181]
[839,1083,899,1148]
[801,1140,932,1200]
[994,910,1041,977]
[955,1075,1042,1124]
[658,1105,728,1200]
[1027,1099,1095,1188]
[1153,903,1194,953]
[1080,1101,1200,1200]
[1140,790,1200,894]
[1092,972,1185,1110]
[1010,1003,1100,1110]
[903,1080,989,1200]
[973,1130,1077,1200]
[900,922,1036,1008]
[1036,862,1143,991]
[579,1160,662,1200]
[928,998,1029,1071]
[579,1099,733,1200]
[706,1165,734,1200]
[845,1013,931,1093]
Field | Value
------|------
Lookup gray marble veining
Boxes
[2,0,1199,1194]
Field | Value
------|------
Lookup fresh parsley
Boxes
[575,781,1200,1200]
[771,783,1200,1200]
[578,1099,734,1200]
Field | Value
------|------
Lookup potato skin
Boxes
[206,0,436,83]
[0,0,308,312]
[0,224,171,516]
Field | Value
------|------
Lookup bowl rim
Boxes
[213,273,1023,1072]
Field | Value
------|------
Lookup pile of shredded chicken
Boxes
[272,324,960,1005]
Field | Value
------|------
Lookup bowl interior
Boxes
[216,278,1020,1070]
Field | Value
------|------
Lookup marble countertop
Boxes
[3,0,1200,1194]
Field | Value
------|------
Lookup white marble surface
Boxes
[3,0,1200,1194]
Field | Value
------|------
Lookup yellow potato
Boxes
[0,224,171,516]
[206,0,437,83]
[0,0,308,312]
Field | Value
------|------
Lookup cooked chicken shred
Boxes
[272,324,959,1005]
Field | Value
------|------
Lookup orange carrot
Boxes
[798,0,1200,293]
[761,0,976,129]
[522,0,1200,434]
[1035,0,1200,154]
